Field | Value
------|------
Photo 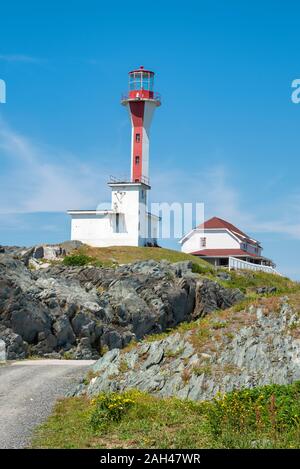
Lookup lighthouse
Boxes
[67,66,161,247]
[121,66,161,184]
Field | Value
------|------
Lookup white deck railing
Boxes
[228,257,281,275]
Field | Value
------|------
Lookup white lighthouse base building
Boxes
[68,181,160,248]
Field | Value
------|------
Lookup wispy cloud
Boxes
[0,118,111,213]
[0,54,42,64]
[152,163,300,240]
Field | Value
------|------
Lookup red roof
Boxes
[197,217,260,247]
[192,249,259,258]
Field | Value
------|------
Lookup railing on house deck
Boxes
[228,257,281,276]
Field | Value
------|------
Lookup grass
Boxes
[215,269,300,295]
[66,244,213,270]
[31,383,300,449]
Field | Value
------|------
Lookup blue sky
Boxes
[0,0,300,278]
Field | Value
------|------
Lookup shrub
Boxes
[204,381,300,440]
[192,263,213,275]
[63,254,93,266]
[90,391,138,430]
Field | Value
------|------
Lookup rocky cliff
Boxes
[70,297,300,401]
[0,246,243,360]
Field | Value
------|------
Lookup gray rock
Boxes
[143,341,165,369]
[0,327,28,359]
[10,307,51,344]
[31,333,58,355]
[216,271,232,281]
[0,252,243,360]
[92,348,120,373]
[256,286,277,295]
[194,278,244,317]
[33,246,44,260]
[0,339,6,360]
[53,316,76,347]
[78,302,300,402]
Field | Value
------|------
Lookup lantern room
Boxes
[125,66,161,103]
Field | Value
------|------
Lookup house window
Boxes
[135,155,140,164]
[200,237,206,247]
[135,133,140,142]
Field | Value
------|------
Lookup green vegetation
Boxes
[90,392,136,430]
[215,269,300,295]
[67,244,212,270]
[63,254,94,266]
[191,262,214,275]
[31,383,300,449]
[204,381,300,448]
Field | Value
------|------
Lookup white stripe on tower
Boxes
[141,101,156,183]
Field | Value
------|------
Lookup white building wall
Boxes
[71,185,151,247]
[70,215,113,247]
[69,183,159,248]
[70,215,140,247]
[181,229,240,253]
[111,184,142,246]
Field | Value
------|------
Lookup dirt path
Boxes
[0,359,94,448]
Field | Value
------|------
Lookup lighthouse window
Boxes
[149,75,154,91]
[133,72,142,90]
[129,78,134,91]
[135,133,140,142]
[200,237,207,247]
[142,72,150,90]
[135,155,140,164]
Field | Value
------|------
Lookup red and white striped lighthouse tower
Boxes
[68,66,161,248]
[122,66,161,184]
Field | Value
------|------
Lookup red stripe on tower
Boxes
[129,101,145,182]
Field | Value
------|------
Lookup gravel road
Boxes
[0,359,94,449]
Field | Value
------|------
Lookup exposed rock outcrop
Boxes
[71,300,300,400]
[0,338,6,360]
[0,251,243,360]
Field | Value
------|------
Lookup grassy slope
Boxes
[70,244,212,269]
[216,270,299,294]
[31,383,300,449]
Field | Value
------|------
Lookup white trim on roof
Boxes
[180,227,242,245]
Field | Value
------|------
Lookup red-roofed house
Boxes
[180,217,277,272]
